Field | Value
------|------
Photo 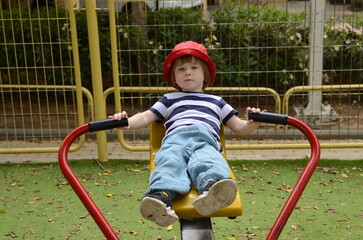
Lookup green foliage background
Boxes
[1,2,362,93]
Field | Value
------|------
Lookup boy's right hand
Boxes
[108,111,129,129]
[110,111,128,120]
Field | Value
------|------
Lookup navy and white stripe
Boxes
[149,92,238,142]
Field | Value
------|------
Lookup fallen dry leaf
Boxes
[128,231,137,235]
[31,196,42,201]
[5,232,18,238]
[80,214,89,219]
[336,219,348,222]
[291,224,299,230]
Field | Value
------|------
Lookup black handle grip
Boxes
[248,112,288,125]
[88,118,129,132]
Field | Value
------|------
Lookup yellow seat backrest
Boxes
[149,122,243,219]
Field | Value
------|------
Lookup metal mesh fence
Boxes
[0,0,362,155]
[0,0,91,152]
[107,0,363,149]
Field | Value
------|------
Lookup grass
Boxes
[1,159,362,240]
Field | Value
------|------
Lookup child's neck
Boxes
[181,90,203,93]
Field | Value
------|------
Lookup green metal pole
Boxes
[85,0,108,162]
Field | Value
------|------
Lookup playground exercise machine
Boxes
[58,112,320,240]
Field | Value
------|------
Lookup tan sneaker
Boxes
[193,179,237,216]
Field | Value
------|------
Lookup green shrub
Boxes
[0,6,72,85]
[323,16,363,85]
[210,1,310,91]
[1,2,362,93]
[114,6,211,87]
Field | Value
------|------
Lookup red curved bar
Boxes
[58,124,119,240]
[58,115,320,240]
[266,116,321,240]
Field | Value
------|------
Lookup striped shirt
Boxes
[149,92,238,142]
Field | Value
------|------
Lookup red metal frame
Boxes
[266,117,321,240]
[58,116,320,240]
[58,124,119,240]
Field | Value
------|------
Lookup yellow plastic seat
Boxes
[149,122,243,219]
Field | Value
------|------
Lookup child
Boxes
[111,41,264,226]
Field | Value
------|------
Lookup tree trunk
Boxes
[131,2,148,87]
[351,0,363,10]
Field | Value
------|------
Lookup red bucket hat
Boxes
[163,41,216,88]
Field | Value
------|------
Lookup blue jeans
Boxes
[146,124,230,199]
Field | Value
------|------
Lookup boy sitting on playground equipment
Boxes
[110,41,264,227]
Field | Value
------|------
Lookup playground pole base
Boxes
[180,218,214,240]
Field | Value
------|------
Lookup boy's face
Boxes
[173,60,205,92]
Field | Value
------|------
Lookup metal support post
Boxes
[202,0,208,21]
[86,0,108,162]
[180,218,214,240]
[305,0,325,120]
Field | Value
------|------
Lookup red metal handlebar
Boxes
[58,115,320,240]
[266,117,321,239]
[58,124,119,240]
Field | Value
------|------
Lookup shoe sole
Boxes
[193,179,237,216]
[140,197,179,226]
